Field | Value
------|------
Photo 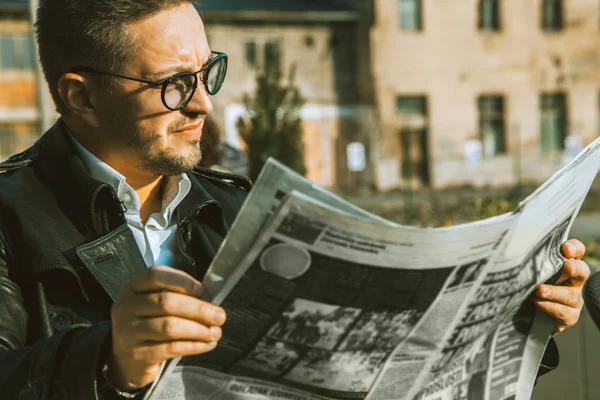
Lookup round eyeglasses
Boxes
[70,51,228,111]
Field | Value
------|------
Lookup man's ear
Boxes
[57,73,100,128]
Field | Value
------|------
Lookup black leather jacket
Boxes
[0,120,250,399]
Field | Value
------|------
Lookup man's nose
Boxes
[183,83,213,115]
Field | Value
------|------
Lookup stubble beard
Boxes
[136,135,203,176]
[108,106,203,176]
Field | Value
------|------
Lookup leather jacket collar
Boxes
[34,119,220,236]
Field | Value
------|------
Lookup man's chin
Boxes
[142,150,202,176]
[170,137,201,155]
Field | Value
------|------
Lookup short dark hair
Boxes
[35,0,196,114]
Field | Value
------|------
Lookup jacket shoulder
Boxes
[191,166,252,192]
[0,144,40,175]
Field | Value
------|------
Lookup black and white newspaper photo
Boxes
[203,159,397,301]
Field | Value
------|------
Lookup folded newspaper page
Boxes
[201,159,398,301]
[145,137,600,400]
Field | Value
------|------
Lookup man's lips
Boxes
[174,121,203,137]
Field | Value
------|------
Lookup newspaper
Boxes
[201,159,398,302]
[145,137,600,400]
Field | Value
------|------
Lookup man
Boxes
[0,0,590,399]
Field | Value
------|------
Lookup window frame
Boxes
[244,41,257,66]
[0,32,35,70]
[540,92,567,152]
[478,95,507,157]
[478,0,501,32]
[398,0,423,32]
[396,95,429,182]
[541,0,564,32]
[396,95,427,116]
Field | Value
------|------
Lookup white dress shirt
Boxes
[71,136,192,268]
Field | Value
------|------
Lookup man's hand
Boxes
[108,266,227,391]
[533,239,590,336]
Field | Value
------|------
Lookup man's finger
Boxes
[536,284,584,308]
[131,341,218,364]
[533,299,580,329]
[130,317,222,343]
[129,266,204,297]
[561,239,586,260]
[131,292,227,326]
[556,259,590,287]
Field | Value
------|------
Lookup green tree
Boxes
[237,45,306,181]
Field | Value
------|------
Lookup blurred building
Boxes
[5,0,600,191]
[0,0,38,161]
[371,0,600,190]
[199,0,375,188]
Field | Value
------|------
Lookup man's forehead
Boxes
[125,4,210,74]
[128,4,206,48]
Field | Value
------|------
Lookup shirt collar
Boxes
[69,134,126,196]
[69,134,191,227]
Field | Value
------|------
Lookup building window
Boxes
[304,35,315,48]
[245,41,257,66]
[0,33,35,70]
[478,96,506,156]
[540,93,567,152]
[398,0,423,31]
[479,0,500,32]
[542,0,563,32]
[397,96,426,116]
[396,96,429,184]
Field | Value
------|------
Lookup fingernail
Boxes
[566,243,576,255]
[210,326,222,340]
[207,341,218,351]
[213,308,226,325]
[540,286,551,297]
[192,283,204,298]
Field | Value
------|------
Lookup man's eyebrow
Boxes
[144,65,193,81]
[145,53,214,81]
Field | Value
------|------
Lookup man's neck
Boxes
[135,175,165,225]
[99,154,166,225]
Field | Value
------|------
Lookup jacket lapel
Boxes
[37,120,123,235]
[75,224,147,301]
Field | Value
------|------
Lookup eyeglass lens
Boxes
[164,75,196,110]
[206,57,227,94]
[163,56,227,110]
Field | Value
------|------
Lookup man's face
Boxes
[94,3,213,176]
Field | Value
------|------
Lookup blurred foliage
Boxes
[237,45,306,181]
[474,194,521,221]
[584,238,600,273]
